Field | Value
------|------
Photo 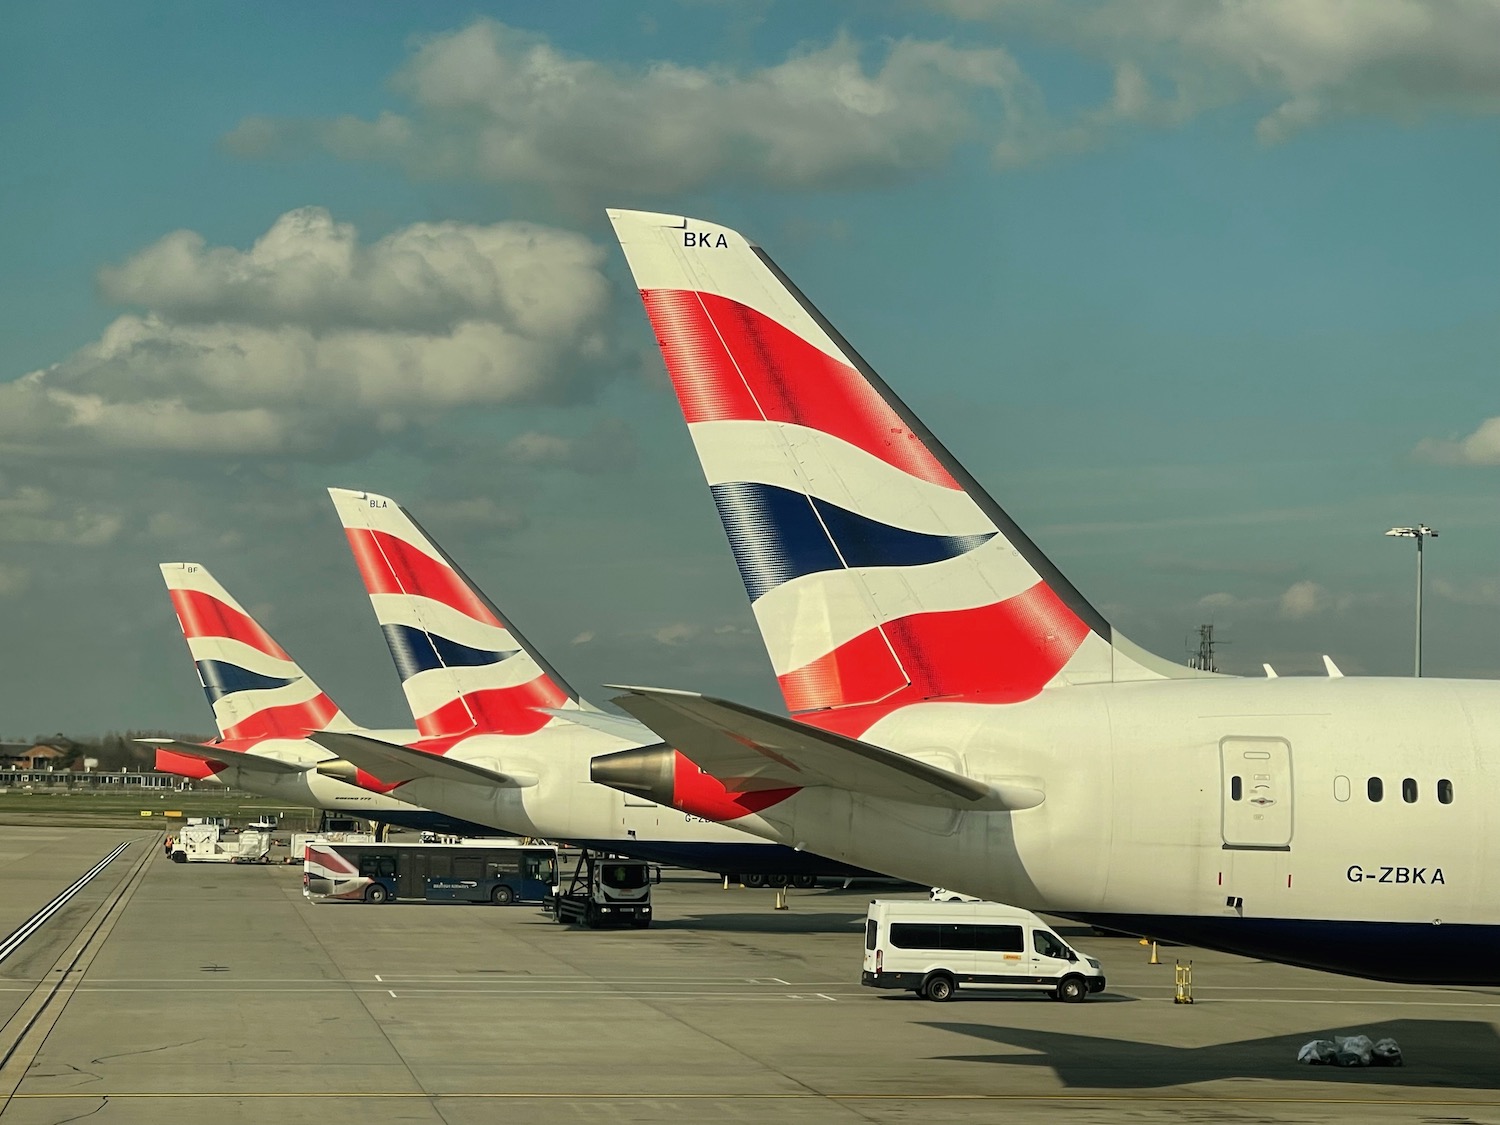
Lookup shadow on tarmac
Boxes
[653,912,866,934]
[920,1018,1500,1089]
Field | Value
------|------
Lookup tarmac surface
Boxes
[2,824,1499,1123]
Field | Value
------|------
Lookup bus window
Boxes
[526,856,556,885]
[454,856,483,881]
[359,855,395,879]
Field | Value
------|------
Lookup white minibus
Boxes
[863,900,1106,1002]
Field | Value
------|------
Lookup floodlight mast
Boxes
[1384,524,1437,677]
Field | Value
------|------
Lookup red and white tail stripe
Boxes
[610,210,1192,730]
[160,563,355,741]
[329,489,575,739]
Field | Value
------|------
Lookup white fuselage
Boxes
[393,726,781,850]
[711,676,1497,976]
[183,733,445,821]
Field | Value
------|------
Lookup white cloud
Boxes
[937,0,1500,151]
[1432,578,1500,608]
[0,207,616,458]
[1278,580,1328,620]
[0,482,123,546]
[224,20,1021,195]
[501,418,637,475]
[413,496,527,534]
[0,563,30,596]
[1413,417,1500,466]
[651,622,700,646]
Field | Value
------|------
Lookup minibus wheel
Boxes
[921,973,956,1002]
[1056,975,1087,1003]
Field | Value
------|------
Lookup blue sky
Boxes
[2,1,1498,735]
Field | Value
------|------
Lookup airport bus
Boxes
[303,840,558,905]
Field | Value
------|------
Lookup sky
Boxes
[2,0,1498,737]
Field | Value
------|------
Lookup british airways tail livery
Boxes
[154,563,492,836]
[329,489,577,738]
[598,209,1500,985]
[162,562,357,742]
[320,488,867,883]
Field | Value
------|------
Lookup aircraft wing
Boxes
[136,738,309,775]
[307,731,533,789]
[608,688,1042,812]
[535,706,659,744]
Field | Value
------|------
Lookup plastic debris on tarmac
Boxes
[1297,1035,1403,1067]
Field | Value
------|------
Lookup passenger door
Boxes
[1220,737,1293,849]
[1029,928,1073,986]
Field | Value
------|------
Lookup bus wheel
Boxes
[792,874,817,889]
[365,885,390,904]
[491,885,515,905]
[743,873,767,888]
[768,874,790,888]
[1056,975,1088,1003]
[922,973,955,1002]
[630,916,651,929]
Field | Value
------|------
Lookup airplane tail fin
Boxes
[328,488,576,739]
[159,563,357,741]
[608,209,1200,720]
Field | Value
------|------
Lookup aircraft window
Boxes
[1230,776,1242,801]
[1402,777,1418,804]
[1438,779,1453,804]
[1333,775,1351,802]
[1367,777,1383,802]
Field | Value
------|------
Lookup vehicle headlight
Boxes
[1087,958,1101,970]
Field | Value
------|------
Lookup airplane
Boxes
[150,562,494,836]
[311,486,865,885]
[589,208,1500,985]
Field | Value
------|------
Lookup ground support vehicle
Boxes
[547,850,658,928]
[862,900,1106,1002]
[304,840,557,904]
[287,831,375,864]
[171,823,272,864]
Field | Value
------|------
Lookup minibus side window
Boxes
[889,923,941,949]
[971,924,1024,952]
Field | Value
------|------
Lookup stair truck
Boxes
[547,851,660,928]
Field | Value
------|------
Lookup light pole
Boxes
[1384,524,1437,677]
